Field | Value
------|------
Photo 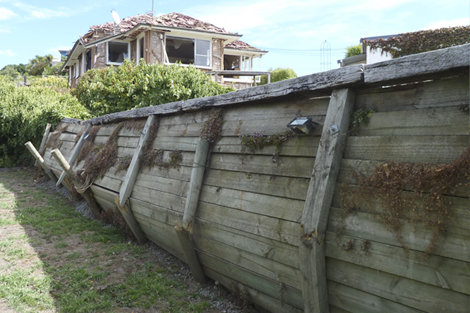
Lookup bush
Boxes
[73,60,234,117]
[0,77,90,167]
[345,44,362,58]
[259,68,297,85]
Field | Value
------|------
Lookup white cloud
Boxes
[13,2,70,19]
[0,7,16,20]
[424,18,470,30]
[0,50,16,57]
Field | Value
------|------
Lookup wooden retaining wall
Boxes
[39,44,469,313]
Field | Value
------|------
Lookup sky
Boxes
[0,0,468,77]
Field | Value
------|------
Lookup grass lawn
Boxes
[0,168,238,313]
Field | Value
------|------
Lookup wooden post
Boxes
[35,123,51,167]
[51,149,102,217]
[25,141,57,183]
[119,115,155,206]
[114,197,147,244]
[183,138,210,230]
[299,88,355,313]
[57,124,91,187]
[175,138,210,283]
[174,222,207,283]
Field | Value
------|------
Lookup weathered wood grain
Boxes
[328,207,470,262]
[327,258,470,313]
[199,185,304,222]
[327,281,423,313]
[192,218,300,269]
[119,115,156,206]
[193,234,301,288]
[203,266,303,313]
[151,136,198,151]
[174,223,206,283]
[196,201,300,246]
[300,88,355,313]
[356,76,469,113]
[138,222,185,261]
[364,44,470,84]
[325,231,470,295]
[204,169,310,200]
[134,175,189,197]
[198,251,304,309]
[131,185,186,213]
[209,153,315,178]
[344,135,468,163]
[25,142,58,183]
[214,136,319,157]
[352,106,469,136]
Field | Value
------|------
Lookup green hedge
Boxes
[0,77,90,167]
[73,60,233,116]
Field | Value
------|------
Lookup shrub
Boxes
[0,77,90,167]
[72,60,234,117]
[345,44,362,58]
[259,68,297,85]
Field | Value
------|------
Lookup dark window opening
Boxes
[166,37,210,67]
[85,50,92,70]
[108,41,128,63]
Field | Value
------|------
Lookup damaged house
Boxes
[62,12,268,89]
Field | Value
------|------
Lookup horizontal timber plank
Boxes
[95,122,145,137]
[93,195,117,212]
[93,175,122,193]
[130,197,182,226]
[61,123,85,134]
[58,132,78,143]
[151,136,198,151]
[200,185,303,222]
[209,153,315,178]
[137,164,192,182]
[196,201,300,246]
[134,175,189,197]
[139,223,185,261]
[327,207,470,262]
[327,281,423,313]
[198,251,304,309]
[344,135,468,163]
[363,43,470,84]
[214,136,319,157]
[89,184,118,203]
[352,106,469,136]
[355,76,469,112]
[337,159,469,198]
[203,266,303,313]
[193,234,301,288]
[327,258,470,313]
[326,231,470,295]
[204,169,310,200]
[192,217,300,268]
[131,185,186,213]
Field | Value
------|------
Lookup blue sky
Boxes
[0,0,468,77]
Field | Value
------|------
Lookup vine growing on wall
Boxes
[362,26,470,58]
[200,109,223,144]
[240,130,294,163]
[341,146,470,256]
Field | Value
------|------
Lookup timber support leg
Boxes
[114,197,147,244]
[25,141,58,184]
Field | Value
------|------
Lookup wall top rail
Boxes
[71,43,468,126]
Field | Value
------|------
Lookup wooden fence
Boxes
[35,43,469,313]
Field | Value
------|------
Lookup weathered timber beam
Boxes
[299,88,355,313]
[85,65,363,125]
[25,141,58,183]
[364,43,470,84]
[174,222,206,283]
[35,123,51,167]
[183,138,210,230]
[119,115,156,206]
[114,197,147,244]
[175,138,210,284]
[57,124,92,187]
[51,149,102,217]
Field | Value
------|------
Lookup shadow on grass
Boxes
[0,168,214,313]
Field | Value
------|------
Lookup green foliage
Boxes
[200,109,223,143]
[28,55,53,76]
[363,25,470,58]
[31,76,68,89]
[259,67,297,85]
[0,65,20,81]
[73,60,233,117]
[345,44,362,58]
[240,130,294,163]
[0,77,90,167]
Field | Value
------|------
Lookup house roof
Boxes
[226,40,267,52]
[86,12,233,36]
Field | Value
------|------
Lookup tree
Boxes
[28,54,53,76]
[0,65,20,81]
[259,67,297,85]
[345,44,362,58]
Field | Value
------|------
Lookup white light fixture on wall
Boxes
[287,117,318,134]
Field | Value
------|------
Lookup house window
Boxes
[136,36,145,64]
[166,36,211,68]
[107,41,129,64]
